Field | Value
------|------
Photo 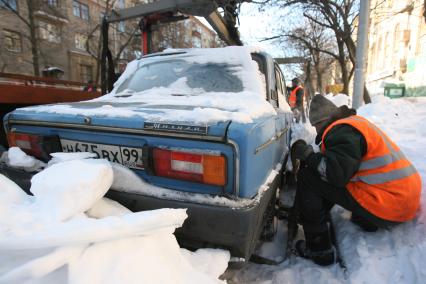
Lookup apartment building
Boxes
[367,0,426,96]
[0,0,221,83]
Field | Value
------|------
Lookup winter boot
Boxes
[295,231,335,266]
[350,213,378,232]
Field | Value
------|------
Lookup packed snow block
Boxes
[68,233,226,284]
[86,197,131,218]
[180,248,230,279]
[29,159,113,223]
[0,245,85,284]
[0,208,188,250]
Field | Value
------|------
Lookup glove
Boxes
[291,139,314,161]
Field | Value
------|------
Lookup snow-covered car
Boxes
[1,47,292,261]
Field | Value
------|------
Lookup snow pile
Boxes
[289,122,316,146]
[324,93,351,107]
[20,47,284,124]
[0,147,45,171]
[231,95,426,283]
[0,157,229,283]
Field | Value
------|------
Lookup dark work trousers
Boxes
[295,166,398,234]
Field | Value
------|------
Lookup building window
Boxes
[0,0,17,11]
[45,0,58,6]
[38,20,61,43]
[3,30,21,52]
[73,1,89,20]
[80,64,93,83]
[74,33,87,50]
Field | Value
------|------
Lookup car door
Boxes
[272,62,291,165]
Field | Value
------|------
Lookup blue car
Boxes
[2,47,292,262]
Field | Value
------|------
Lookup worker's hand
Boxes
[291,140,314,161]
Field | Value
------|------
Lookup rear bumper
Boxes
[107,180,277,260]
[0,162,279,260]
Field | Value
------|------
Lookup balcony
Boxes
[34,1,68,24]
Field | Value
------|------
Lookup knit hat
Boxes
[309,95,338,125]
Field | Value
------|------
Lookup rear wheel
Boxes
[260,188,278,242]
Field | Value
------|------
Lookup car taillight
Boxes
[7,132,61,161]
[153,148,226,186]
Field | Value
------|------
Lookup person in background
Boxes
[83,80,96,92]
[290,95,421,266]
[288,78,306,123]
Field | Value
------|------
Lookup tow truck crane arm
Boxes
[101,0,250,94]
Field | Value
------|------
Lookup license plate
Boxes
[60,139,144,170]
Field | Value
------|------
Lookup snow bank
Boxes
[21,47,283,124]
[0,156,229,283]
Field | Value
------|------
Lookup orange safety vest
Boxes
[321,115,421,222]
[289,86,302,108]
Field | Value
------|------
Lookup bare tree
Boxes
[276,0,358,95]
[281,18,336,94]
[262,0,372,103]
[83,0,140,85]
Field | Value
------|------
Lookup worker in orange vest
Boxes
[290,95,421,266]
[288,78,306,122]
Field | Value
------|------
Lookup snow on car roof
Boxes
[21,47,289,124]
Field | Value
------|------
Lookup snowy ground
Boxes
[227,95,426,283]
[1,95,425,283]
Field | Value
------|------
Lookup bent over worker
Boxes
[291,95,421,266]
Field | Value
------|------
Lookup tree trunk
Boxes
[337,40,349,95]
[340,59,349,95]
[304,60,315,108]
[26,0,40,76]
[363,84,372,104]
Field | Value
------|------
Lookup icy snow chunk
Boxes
[30,159,113,223]
[86,197,131,218]
[0,209,188,250]
[5,147,45,171]
[0,245,85,284]
[69,233,225,284]
[68,235,182,284]
[180,248,230,279]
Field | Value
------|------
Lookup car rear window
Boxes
[115,59,244,94]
